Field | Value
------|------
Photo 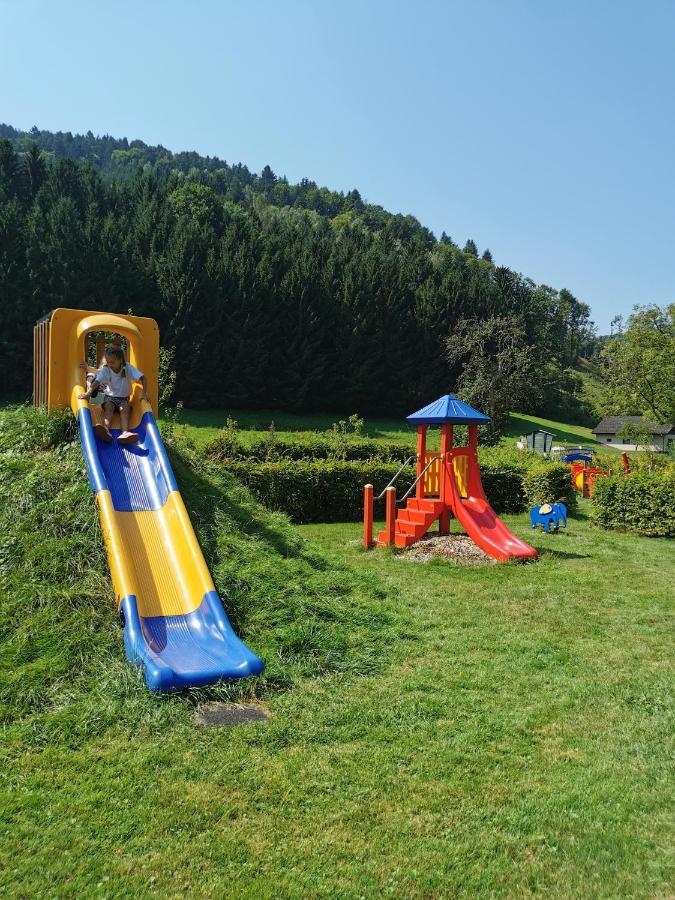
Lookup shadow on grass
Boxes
[536,547,592,560]
[169,446,301,561]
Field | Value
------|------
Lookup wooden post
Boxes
[33,324,38,406]
[363,484,374,548]
[415,425,427,500]
[385,486,396,546]
[439,423,452,508]
[39,320,47,407]
[440,424,452,456]
[95,336,106,367]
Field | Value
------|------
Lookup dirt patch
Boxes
[400,534,496,565]
[194,702,270,728]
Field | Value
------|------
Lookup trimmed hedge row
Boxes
[478,463,527,514]
[219,459,532,523]
[592,471,675,537]
[221,460,410,523]
[523,462,576,509]
[205,432,414,463]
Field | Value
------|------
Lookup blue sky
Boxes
[1,0,673,331]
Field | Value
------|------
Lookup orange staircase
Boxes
[377,498,445,548]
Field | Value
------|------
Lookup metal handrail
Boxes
[375,455,416,500]
[397,454,442,504]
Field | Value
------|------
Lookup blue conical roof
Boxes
[406,394,491,425]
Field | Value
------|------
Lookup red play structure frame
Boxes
[363,397,537,563]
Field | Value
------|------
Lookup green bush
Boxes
[221,460,412,522]
[219,458,527,523]
[523,462,576,509]
[592,471,675,537]
[478,461,528,513]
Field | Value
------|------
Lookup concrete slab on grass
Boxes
[194,702,270,728]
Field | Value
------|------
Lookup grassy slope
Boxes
[1,407,673,897]
[505,412,599,446]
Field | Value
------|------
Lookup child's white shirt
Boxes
[96,364,144,398]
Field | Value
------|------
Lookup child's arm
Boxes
[78,379,103,401]
[130,368,149,402]
[138,374,149,402]
[78,363,106,400]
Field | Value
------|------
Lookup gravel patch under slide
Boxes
[401,534,497,565]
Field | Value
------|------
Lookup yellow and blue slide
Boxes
[34,308,262,692]
[75,396,263,692]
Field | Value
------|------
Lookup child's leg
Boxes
[94,401,114,442]
[102,401,114,430]
[117,400,139,444]
[119,400,130,433]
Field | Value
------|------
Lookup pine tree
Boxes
[22,143,47,202]
[0,140,19,199]
[260,164,277,191]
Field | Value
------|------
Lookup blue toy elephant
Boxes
[530,502,567,533]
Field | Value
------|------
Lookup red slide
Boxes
[449,450,538,562]
[453,494,538,561]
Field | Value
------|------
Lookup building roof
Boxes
[406,394,491,425]
[592,416,674,435]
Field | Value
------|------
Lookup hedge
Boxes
[591,471,675,537]
[205,432,414,463]
[219,459,527,523]
[523,462,576,509]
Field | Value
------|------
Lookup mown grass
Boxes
[161,407,602,456]
[1,406,673,897]
[505,412,599,446]
[164,407,416,448]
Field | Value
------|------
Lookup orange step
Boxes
[377,528,418,546]
[396,519,426,537]
[379,500,448,549]
[406,498,445,514]
[403,508,429,525]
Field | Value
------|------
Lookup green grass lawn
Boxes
[164,407,601,454]
[166,406,418,447]
[2,497,673,892]
[1,408,672,897]
[505,412,600,447]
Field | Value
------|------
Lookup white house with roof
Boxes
[592,416,675,452]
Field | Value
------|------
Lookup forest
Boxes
[0,126,594,427]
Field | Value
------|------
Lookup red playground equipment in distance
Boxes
[363,395,537,563]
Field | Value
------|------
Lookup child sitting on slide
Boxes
[78,346,148,444]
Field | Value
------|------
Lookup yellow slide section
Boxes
[96,490,216,618]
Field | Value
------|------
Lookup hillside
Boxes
[0,126,594,425]
[0,122,431,241]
